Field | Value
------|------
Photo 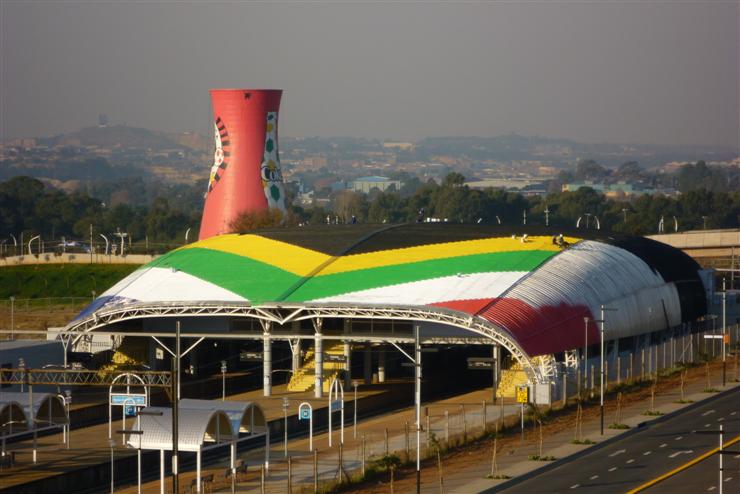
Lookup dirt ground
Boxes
[340,358,736,494]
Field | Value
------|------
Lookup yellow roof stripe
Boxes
[317,235,581,276]
[189,234,330,277]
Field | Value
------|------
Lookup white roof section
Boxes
[127,406,235,452]
[179,398,267,434]
[0,391,68,426]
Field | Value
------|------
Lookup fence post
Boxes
[426,414,431,452]
[384,428,389,456]
[562,371,567,407]
[641,348,645,380]
[461,404,467,443]
[405,421,409,457]
[288,456,292,494]
[261,464,266,494]
[362,434,367,476]
[483,400,487,432]
[617,357,621,385]
[444,412,449,445]
[314,449,318,493]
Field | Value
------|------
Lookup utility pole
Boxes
[599,306,618,435]
[415,324,421,494]
[722,278,727,387]
[172,321,180,494]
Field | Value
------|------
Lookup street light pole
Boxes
[599,306,617,436]
[283,398,290,458]
[722,278,727,387]
[352,380,359,439]
[221,360,227,401]
[10,296,15,340]
[415,323,421,494]
[583,317,589,392]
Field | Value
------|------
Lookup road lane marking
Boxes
[570,484,580,489]
[627,434,740,493]
[659,443,667,448]
[675,436,683,440]
[731,411,736,416]
[609,467,617,472]
[626,459,635,463]
[702,410,715,416]
[725,477,733,482]
[717,417,724,422]
[668,450,694,458]
[643,451,652,456]
[590,475,599,480]
[705,423,711,427]
[707,487,715,491]
[609,449,626,457]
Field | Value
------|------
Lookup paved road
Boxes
[491,386,740,494]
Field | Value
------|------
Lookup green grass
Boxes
[0,264,140,298]
[608,423,630,429]
[642,410,664,416]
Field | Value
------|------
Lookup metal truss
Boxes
[63,301,547,383]
[0,368,172,388]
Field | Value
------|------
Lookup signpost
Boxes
[516,385,529,443]
[298,402,313,451]
[328,378,345,447]
[108,373,149,443]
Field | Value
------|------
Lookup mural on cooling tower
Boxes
[260,112,285,210]
[73,226,707,358]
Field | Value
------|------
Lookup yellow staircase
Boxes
[288,342,348,393]
[496,362,528,399]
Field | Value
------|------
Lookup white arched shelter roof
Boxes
[128,406,234,452]
[0,391,68,426]
[179,398,267,434]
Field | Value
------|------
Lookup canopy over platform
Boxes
[126,406,234,452]
[0,391,68,427]
[179,398,267,435]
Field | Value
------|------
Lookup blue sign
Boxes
[330,400,342,412]
[110,394,147,406]
[299,403,311,420]
[124,404,137,417]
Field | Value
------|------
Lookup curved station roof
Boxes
[70,224,706,363]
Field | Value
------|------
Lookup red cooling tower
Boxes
[198,89,286,240]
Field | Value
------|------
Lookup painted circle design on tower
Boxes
[207,117,231,194]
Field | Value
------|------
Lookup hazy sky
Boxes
[1,1,738,147]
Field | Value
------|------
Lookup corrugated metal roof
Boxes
[179,398,267,434]
[127,406,234,452]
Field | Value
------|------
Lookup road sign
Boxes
[110,393,147,406]
[516,385,529,404]
[324,354,347,363]
[299,402,312,420]
[331,400,342,412]
[124,404,137,417]
[239,351,263,362]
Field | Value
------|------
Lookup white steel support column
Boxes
[263,323,272,397]
[363,346,372,385]
[160,450,164,494]
[196,449,201,493]
[378,347,386,383]
[314,319,323,399]
[344,341,352,389]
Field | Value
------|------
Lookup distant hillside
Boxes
[57,125,190,151]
